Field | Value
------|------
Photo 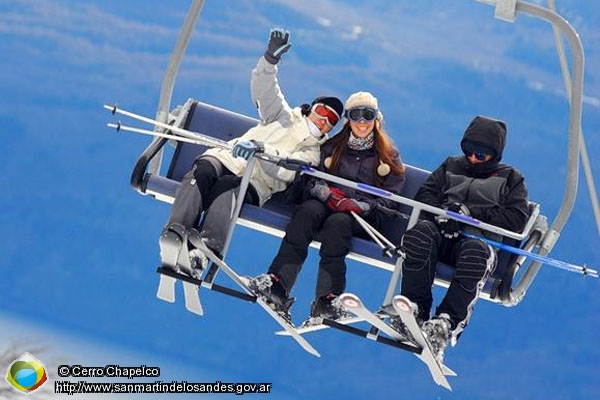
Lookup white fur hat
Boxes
[345,91,378,110]
[344,91,382,120]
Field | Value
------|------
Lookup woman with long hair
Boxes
[248,91,405,321]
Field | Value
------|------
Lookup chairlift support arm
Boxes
[146,1,205,176]
[474,0,586,303]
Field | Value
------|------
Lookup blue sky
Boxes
[1,0,599,399]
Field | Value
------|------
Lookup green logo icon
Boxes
[5,352,48,394]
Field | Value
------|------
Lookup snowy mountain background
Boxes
[1,0,599,398]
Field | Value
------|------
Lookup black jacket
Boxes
[415,156,529,232]
[317,141,405,211]
[416,116,530,233]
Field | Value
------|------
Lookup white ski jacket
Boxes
[202,57,327,205]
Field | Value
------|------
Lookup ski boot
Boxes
[389,317,418,343]
[310,293,351,321]
[159,223,187,272]
[247,273,295,322]
[422,313,452,363]
[389,302,422,343]
[184,228,210,279]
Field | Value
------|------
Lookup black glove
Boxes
[264,28,291,64]
[436,202,470,239]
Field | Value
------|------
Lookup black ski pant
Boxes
[166,157,258,255]
[400,219,496,335]
[268,199,383,299]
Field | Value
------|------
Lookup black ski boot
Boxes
[247,273,295,322]
[389,302,422,343]
[310,293,351,321]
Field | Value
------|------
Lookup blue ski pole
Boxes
[461,232,598,278]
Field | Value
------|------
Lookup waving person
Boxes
[248,92,405,321]
[159,28,344,277]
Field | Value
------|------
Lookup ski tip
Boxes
[442,364,458,376]
[156,294,176,303]
[392,295,411,313]
[339,292,361,309]
[434,373,453,391]
[185,306,204,316]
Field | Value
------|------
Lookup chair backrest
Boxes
[168,101,258,181]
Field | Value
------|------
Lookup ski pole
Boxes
[350,212,401,258]
[461,232,598,278]
[107,122,229,149]
[104,104,231,149]
[299,165,526,241]
[106,110,313,170]
[106,105,315,168]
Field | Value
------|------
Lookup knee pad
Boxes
[401,221,440,257]
[454,239,495,290]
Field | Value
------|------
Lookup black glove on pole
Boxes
[437,202,470,239]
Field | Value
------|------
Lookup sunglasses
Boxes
[311,103,341,128]
[347,107,378,122]
[462,143,494,161]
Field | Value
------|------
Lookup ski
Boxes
[339,293,415,343]
[157,225,205,315]
[156,274,177,303]
[194,240,321,358]
[156,272,205,316]
[392,295,456,390]
[276,315,365,336]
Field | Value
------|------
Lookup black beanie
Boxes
[311,96,344,119]
[460,115,507,162]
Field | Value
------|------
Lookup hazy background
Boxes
[1,1,599,398]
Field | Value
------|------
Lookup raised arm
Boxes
[251,28,294,126]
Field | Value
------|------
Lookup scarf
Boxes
[348,131,374,151]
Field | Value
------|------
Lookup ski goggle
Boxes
[462,142,494,161]
[311,103,341,128]
[346,107,378,122]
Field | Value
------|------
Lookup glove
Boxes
[334,198,371,215]
[309,180,331,202]
[436,202,470,239]
[326,187,346,210]
[232,140,264,160]
[264,28,291,64]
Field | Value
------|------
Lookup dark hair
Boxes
[300,103,311,117]
[325,120,404,187]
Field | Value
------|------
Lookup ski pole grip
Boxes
[278,157,310,171]
[254,153,308,171]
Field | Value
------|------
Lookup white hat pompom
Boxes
[377,160,391,176]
